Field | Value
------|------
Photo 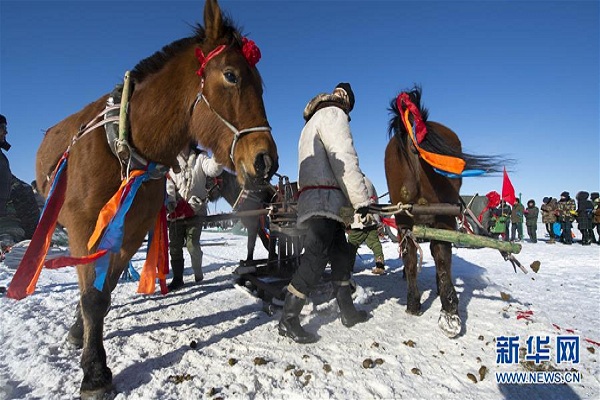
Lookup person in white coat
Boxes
[166,143,223,291]
[278,83,371,344]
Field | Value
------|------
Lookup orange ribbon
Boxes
[399,95,466,175]
[137,205,169,295]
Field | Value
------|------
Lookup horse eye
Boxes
[224,71,238,84]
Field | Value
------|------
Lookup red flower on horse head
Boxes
[195,37,261,77]
[242,37,261,68]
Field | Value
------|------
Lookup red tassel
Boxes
[7,155,69,300]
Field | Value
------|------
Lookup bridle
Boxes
[191,43,271,164]
[192,87,271,164]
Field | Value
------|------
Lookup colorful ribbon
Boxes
[7,159,169,299]
[7,153,70,300]
[398,92,485,178]
[138,204,169,295]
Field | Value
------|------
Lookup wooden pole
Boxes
[412,225,522,254]
[116,71,131,161]
[370,203,461,216]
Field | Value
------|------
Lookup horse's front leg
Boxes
[431,240,461,338]
[68,253,124,348]
[78,264,113,398]
[78,252,130,398]
[402,234,421,315]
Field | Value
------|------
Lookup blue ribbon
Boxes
[38,155,69,222]
[434,168,486,178]
[93,163,157,291]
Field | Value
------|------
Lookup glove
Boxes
[188,196,205,213]
[356,206,370,218]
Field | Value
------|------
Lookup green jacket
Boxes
[524,206,539,226]
[510,202,524,223]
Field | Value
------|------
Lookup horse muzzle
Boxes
[242,152,278,189]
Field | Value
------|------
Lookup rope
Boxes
[398,228,424,273]
[368,202,414,217]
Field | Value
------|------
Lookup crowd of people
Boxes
[481,191,600,246]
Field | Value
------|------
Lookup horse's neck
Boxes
[129,48,199,168]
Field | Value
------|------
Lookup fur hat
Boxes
[527,199,535,206]
[576,191,589,201]
[303,92,352,122]
[542,196,550,204]
[590,192,599,201]
[334,82,355,112]
[0,114,6,125]
[560,191,569,198]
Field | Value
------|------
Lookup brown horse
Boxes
[34,1,277,397]
[384,86,501,338]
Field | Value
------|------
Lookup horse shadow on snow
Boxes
[345,249,525,337]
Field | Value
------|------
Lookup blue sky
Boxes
[1,0,598,210]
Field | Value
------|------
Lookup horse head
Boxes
[189,0,278,189]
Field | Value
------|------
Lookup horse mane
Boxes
[388,86,505,174]
[131,17,246,84]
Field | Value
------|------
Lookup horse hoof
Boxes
[81,366,113,400]
[67,331,83,349]
[80,385,115,400]
[67,322,84,349]
[405,306,422,316]
[438,310,461,338]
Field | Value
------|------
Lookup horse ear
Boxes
[204,0,224,43]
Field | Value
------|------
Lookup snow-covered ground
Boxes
[1,224,599,400]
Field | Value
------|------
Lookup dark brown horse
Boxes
[207,169,275,260]
[384,86,501,338]
[34,1,277,397]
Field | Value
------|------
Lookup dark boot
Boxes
[278,292,317,344]
[168,259,185,291]
[582,230,592,245]
[372,256,385,275]
[335,283,369,327]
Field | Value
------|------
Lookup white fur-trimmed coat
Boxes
[167,149,223,216]
[296,106,370,227]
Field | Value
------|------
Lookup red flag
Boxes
[502,167,516,206]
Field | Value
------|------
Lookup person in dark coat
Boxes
[575,191,594,245]
[0,114,11,218]
[557,191,576,244]
[524,199,539,243]
[7,176,40,240]
[591,192,600,244]
[0,114,22,248]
